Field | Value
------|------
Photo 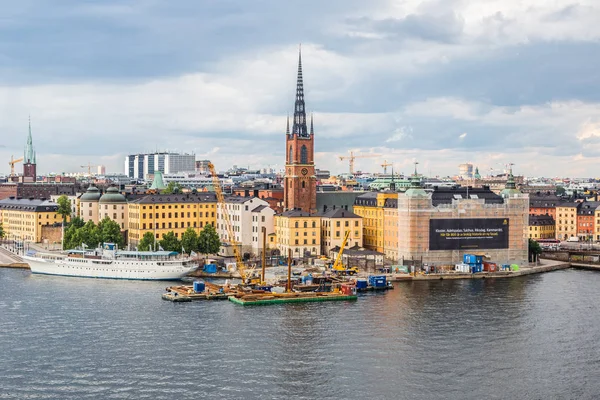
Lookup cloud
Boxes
[459,133,467,140]
[0,0,599,178]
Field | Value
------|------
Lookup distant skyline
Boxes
[0,1,599,177]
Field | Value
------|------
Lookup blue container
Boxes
[502,264,510,271]
[463,254,476,264]
[356,279,368,289]
[203,264,218,273]
[369,275,387,288]
[193,280,205,293]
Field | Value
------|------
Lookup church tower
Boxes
[23,117,37,182]
[284,47,317,213]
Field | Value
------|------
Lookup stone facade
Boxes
[397,193,529,266]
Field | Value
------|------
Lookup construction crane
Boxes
[207,162,258,285]
[381,160,393,174]
[338,151,381,175]
[80,162,98,176]
[8,156,24,176]
[331,231,359,276]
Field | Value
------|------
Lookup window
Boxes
[304,239,307,244]
[304,221,307,228]
[289,146,293,162]
[336,221,340,227]
[312,221,316,228]
[295,239,298,245]
[345,221,349,227]
[300,145,308,164]
[301,181,305,189]
[295,222,298,228]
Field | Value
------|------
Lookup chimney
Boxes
[253,189,259,197]
[244,189,249,197]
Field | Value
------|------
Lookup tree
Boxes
[56,195,72,223]
[159,231,181,252]
[77,220,101,249]
[181,227,199,254]
[198,223,221,255]
[69,217,85,229]
[0,223,4,239]
[97,216,124,247]
[161,181,181,194]
[556,186,566,196]
[63,223,78,249]
[138,231,156,251]
[529,239,542,263]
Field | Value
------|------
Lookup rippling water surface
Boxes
[1,268,600,399]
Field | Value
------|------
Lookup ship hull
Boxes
[23,256,196,281]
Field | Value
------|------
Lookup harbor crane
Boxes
[207,162,258,286]
[381,160,393,174]
[338,151,381,175]
[80,162,98,176]
[8,156,24,176]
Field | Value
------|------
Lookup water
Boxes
[1,269,600,400]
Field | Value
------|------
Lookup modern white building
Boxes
[125,152,196,179]
[216,196,275,256]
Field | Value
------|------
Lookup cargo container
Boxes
[203,264,218,273]
[356,279,368,290]
[193,280,205,293]
[341,284,357,296]
[368,275,387,288]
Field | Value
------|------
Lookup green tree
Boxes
[529,239,542,263]
[198,223,221,255]
[69,216,85,229]
[160,231,181,252]
[556,186,566,196]
[181,227,199,254]
[56,195,72,223]
[138,231,156,251]
[97,216,124,247]
[0,223,4,239]
[161,181,181,194]
[78,220,101,249]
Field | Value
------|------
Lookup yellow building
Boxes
[127,193,217,245]
[274,210,321,257]
[528,215,555,240]
[555,203,578,240]
[320,208,362,255]
[383,197,399,262]
[353,192,397,252]
[80,185,102,223]
[0,197,64,243]
[99,187,128,230]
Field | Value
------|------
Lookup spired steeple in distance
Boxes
[292,45,309,137]
[25,116,35,164]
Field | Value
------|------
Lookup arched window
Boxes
[302,181,305,189]
[300,145,308,164]
[312,221,316,228]
[289,146,293,163]
[304,221,308,228]
[295,222,298,228]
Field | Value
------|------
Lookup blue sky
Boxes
[0,0,599,177]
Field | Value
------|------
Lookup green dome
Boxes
[80,186,102,202]
[99,187,127,204]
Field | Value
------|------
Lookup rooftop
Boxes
[431,186,503,206]
[318,208,361,219]
[130,193,217,204]
[0,197,58,212]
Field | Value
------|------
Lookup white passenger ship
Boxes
[23,243,198,280]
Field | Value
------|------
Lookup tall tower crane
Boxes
[8,155,24,176]
[338,151,381,175]
[208,162,256,285]
[381,160,393,174]
[80,162,98,176]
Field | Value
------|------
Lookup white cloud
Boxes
[459,132,467,139]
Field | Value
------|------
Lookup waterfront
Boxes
[1,269,600,399]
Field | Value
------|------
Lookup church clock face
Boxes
[301,168,308,176]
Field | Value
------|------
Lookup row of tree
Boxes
[137,224,221,255]
[63,217,125,250]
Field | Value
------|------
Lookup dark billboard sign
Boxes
[429,218,509,250]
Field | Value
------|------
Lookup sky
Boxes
[0,0,599,178]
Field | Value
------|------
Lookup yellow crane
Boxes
[381,160,393,174]
[80,162,98,176]
[207,162,258,285]
[8,156,24,176]
[338,151,381,175]
[331,231,359,276]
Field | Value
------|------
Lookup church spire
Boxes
[310,113,314,135]
[286,114,290,135]
[25,116,35,164]
[292,44,309,137]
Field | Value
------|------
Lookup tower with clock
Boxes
[283,47,317,213]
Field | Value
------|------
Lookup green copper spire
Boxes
[501,163,520,198]
[25,116,35,164]
[150,170,167,190]
[474,166,481,179]
[405,161,427,197]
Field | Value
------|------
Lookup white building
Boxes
[216,197,275,256]
[125,152,196,179]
